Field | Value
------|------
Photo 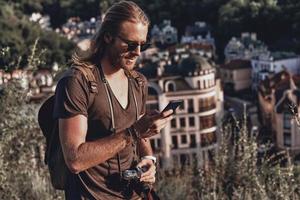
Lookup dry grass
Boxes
[155,109,300,200]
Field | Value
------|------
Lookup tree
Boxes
[0,2,74,71]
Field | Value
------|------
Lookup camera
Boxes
[122,166,147,181]
[121,166,155,199]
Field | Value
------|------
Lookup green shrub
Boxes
[0,79,64,199]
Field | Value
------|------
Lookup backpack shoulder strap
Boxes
[130,70,146,89]
[71,65,98,93]
[70,65,98,108]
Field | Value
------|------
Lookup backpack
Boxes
[38,65,146,190]
[38,65,98,190]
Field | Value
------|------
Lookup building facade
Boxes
[181,21,215,48]
[140,55,223,168]
[251,52,300,90]
[224,32,268,63]
[258,70,300,154]
[150,20,178,47]
[220,59,252,92]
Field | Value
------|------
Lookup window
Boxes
[146,103,159,112]
[180,154,190,165]
[150,139,156,151]
[199,80,203,89]
[199,115,216,130]
[284,132,291,147]
[283,113,291,129]
[157,139,161,148]
[188,99,194,113]
[167,82,176,92]
[181,135,187,144]
[180,117,186,127]
[199,97,216,112]
[190,134,196,148]
[179,100,185,110]
[171,118,176,128]
[172,135,178,149]
[189,117,195,127]
[204,80,207,88]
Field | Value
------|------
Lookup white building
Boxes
[220,59,252,92]
[224,32,268,63]
[251,51,300,90]
[139,55,224,168]
[150,20,178,46]
[181,21,215,48]
[60,17,101,43]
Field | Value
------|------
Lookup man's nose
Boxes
[132,45,141,56]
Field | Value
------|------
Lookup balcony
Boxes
[199,103,216,112]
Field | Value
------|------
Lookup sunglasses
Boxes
[117,35,151,52]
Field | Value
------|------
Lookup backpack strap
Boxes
[126,70,146,116]
[71,65,98,93]
[128,70,146,89]
[70,65,98,108]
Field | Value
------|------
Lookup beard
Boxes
[110,51,137,71]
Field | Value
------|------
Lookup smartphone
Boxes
[162,100,184,113]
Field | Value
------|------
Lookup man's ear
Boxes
[104,33,113,44]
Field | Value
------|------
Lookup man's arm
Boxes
[60,110,172,174]
[59,114,130,174]
[139,138,153,156]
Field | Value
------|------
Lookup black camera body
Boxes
[121,165,151,197]
[122,166,147,181]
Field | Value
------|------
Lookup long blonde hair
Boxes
[72,1,150,68]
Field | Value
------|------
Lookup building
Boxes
[0,68,56,102]
[29,69,56,102]
[220,59,252,93]
[258,70,300,154]
[59,17,101,43]
[181,21,215,48]
[251,51,300,90]
[150,20,178,47]
[224,32,268,63]
[139,54,224,168]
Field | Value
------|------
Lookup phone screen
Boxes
[162,100,183,113]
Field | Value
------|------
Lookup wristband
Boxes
[127,126,140,141]
[124,129,133,145]
[141,155,157,164]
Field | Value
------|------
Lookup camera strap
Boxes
[98,65,140,178]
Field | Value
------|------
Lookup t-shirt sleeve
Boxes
[53,73,89,119]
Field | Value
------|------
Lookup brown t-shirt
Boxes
[53,66,148,200]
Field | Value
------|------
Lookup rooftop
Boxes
[221,59,252,70]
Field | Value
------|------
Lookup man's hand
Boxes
[133,109,173,138]
[137,158,156,184]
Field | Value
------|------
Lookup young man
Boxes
[53,1,172,199]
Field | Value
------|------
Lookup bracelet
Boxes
[127,126,141,141]
[124,129,133,145]
[141,155,157,164]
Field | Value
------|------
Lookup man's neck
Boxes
[100,57,125,80]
